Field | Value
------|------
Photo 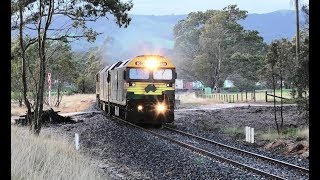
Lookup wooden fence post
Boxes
[265,91,268,102]
[233,95,235,103]
[237,94,238,101]
[253,89,256,102]
[246,91,247,102]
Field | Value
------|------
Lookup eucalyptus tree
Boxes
[195,5,248,90]
[11,0,133,135]
[173,5,266,91]
[265,42,280,134]
[173,10,218,81]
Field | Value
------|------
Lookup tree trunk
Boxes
[55,81,62,107]
[211,43,222,93]
[272,73,280,135]
[82,80,85,93]
[32,0,54,135]
[280,73,284,128]
[19,3,33,130]
[280,54,284,128]
[295,0,302,99]
[19,98,23,107]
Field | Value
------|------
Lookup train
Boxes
[96,54,177,126]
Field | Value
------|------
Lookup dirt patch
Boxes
[264,139,309,159]
[14,108,77,126]
[11,94,96,116]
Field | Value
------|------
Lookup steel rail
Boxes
[111,116,287,180]
[163,126,309,174]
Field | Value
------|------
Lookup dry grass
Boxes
[176,92,221,105]
[11,94,96,116]
[11,125,106,180]
[259,127,309,141]
[222,127,244,135]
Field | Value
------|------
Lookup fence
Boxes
[195,90,293,103]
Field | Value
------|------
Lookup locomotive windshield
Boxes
[153,69,172,80]
[129,68,149,79]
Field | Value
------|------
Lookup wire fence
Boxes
[195,89,294,103]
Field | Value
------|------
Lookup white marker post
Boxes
[245,126,254,143]
[250,127,254,143]
[245,126,249,142]
[75,133,80,150]
[48,73,51,107]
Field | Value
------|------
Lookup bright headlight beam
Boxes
[138,105,143,111]
[156,104,166,113]
[145,58,159,70]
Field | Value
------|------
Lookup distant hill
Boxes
[71,10,304,55]
[239,10,303,44]
[12,10,305,63]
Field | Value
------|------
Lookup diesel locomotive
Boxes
[96,54,177,125]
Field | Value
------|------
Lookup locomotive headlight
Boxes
[145,58,159,70]
[156,103,166,113]
[137,105,143,111]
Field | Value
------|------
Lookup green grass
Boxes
[222,127,244,134]
[259,127,309,141]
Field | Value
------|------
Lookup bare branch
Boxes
[25,26,65,31]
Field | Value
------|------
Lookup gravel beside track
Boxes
[43,112,264,179]
[170,105,309,169]
[151,127,308,179]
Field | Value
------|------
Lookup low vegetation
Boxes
[259,127,309,141]
[222,127,244,135]
[11,125,106,180]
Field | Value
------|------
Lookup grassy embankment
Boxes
[221,126,309,141]
[11,125,106,180]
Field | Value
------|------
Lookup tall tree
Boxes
[173,5,265,91]
[265,42,280,134]
[47,40,76,107]
[292,0,302,98]
[173,10,218,80]
[11,0,133,135]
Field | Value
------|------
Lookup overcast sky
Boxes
[127,0,309,15]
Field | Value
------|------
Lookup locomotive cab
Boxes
[96,55,177,125]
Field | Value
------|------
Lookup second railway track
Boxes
[110,115,308,180]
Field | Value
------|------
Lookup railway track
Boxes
[163,126,309,174]
[110,116,308,180]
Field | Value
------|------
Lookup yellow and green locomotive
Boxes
[96,54,177,125]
